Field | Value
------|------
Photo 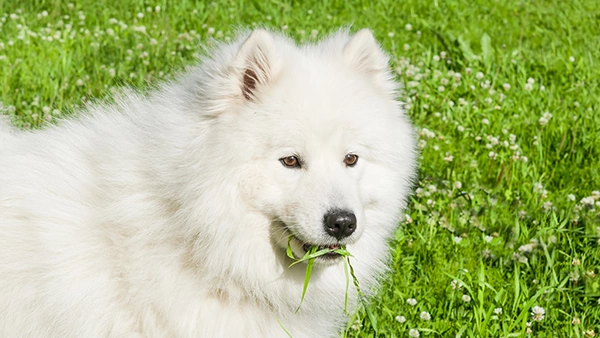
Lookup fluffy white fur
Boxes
[0,29,416,337]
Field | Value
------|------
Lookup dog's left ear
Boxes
[343,29,394,93]
[235,29,280,101]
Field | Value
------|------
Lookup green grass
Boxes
[1,0,599,336]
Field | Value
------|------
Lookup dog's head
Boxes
[198,29,416,265]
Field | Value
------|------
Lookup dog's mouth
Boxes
[301,241,343,259]
[288,234,344,261]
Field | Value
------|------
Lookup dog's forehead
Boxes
[272,63,373,115]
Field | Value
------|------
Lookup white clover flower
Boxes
[494,308,503,315]
[488,151,497,160]
[76,79,84,86]
[420,128,436,139]
[524,83,533,91]
[405,24,412,31]
[569,56,575,62]
[407,298,417,306]
[453,236,462,244]
[527,77,535,84]
[462,294,471,302]
[433,55,440,62]
[132,25,146,33]
[457,125,465,132]
[539,112,553,126]
[438,85,445,92]
[476,72,484,80]
[484,235,493,243]
[503,83,511,91]
[420,311,431,320]
[404,44,410,51]
[581,196,595,206]
[455,181,462,189]
[482,118,490,125]
[450,279,462,290]
[531,306,545,321]
[518,243,534,253]
[395,315,406,323]
[409,328,420,337]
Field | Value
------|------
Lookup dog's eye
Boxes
[344,154,359,167]
[280,156,301,169]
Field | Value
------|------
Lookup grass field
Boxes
[1,0,599,336]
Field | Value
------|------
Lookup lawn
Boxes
[1,0,599,336]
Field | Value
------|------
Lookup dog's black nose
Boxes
[324,210,356,240]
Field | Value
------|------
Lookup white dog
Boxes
[0,29,416,337]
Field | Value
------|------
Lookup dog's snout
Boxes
[324,210,356,240]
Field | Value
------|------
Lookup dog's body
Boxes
[0,29,416,337]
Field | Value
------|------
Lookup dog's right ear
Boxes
[234,29,279,102]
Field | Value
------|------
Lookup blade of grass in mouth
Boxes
[285,235,376,334]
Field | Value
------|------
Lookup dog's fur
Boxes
[0,29,416,337]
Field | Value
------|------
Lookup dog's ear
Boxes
[343,29,393,91]
[235,29,279,101]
